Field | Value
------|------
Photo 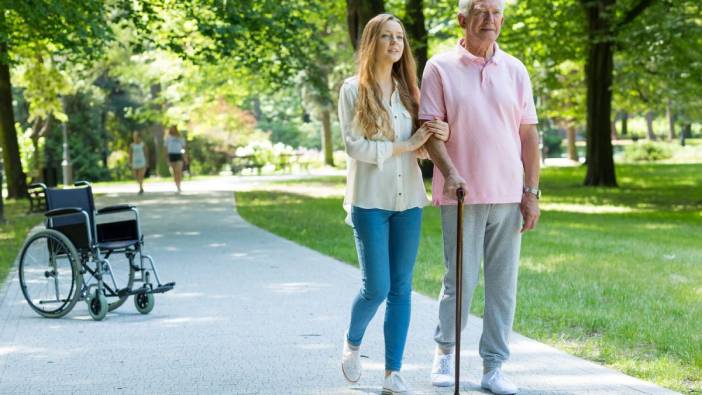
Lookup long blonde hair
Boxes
[355,14,419,141]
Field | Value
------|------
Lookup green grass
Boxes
[0,200,41,284]
[236,163,702,393]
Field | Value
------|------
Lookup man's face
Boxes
[459,0,504,43]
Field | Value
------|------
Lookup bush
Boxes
[187,135,230,175]
[107,150,131,181]
[623,142,673,162]
[542,131,563,156]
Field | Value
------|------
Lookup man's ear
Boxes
[457,13,466,29]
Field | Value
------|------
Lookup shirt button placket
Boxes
[397,169,403,210]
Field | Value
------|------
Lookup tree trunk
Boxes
[321,109,334,166]
[566,124,578,161]
[31,118,43,177]
[346,0,385,50]
[583,0,617,187]
[645,111,656,141]
[0,43,28,198]
[404,0,427,79]
[0,163,5,223]
[150,84,170,177]
[252,97,262,121]
[620,111,628,136]
[666,100,675,141]
[680,123,690,147]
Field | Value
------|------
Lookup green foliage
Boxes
[0,199,40,283]
[106,149,131,181]
[0,1,112,65]
[44,91,111,182]
[542,130,564,156]
[623,142,673,162]
[187,135,230,175]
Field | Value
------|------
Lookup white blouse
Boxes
[338,76,430,224]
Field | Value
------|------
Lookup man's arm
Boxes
[519,123,540,232]
[422,120,466,197]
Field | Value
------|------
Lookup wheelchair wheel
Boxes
[18,229,81,318]
[134,291,154,314]
[87,290,108,321]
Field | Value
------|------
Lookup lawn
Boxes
[236,163,702,393]
[0,200,41,285]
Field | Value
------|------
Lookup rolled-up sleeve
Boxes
[338,81,393,169]
[418,61,447,121]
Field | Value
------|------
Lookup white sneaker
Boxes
[341,338,361,383]
[383,371,410,394]
[481,368,518,395]
[430,350,454,387]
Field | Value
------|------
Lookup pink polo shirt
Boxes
[419,40,538,206]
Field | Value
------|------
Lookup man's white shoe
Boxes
[430,351,454,387]
[341,338,362,383]
[383,371,410,394]
[481,368,518,395]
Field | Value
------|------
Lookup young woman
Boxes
[129,132,147,195]
[338,13,449,394]
[164,126,187,193]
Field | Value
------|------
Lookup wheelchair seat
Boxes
[97,239,140,250]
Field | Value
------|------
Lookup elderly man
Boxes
[419,0,541,394]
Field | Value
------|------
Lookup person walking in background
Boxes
[420,1,541,394]
[165,126,187,193]
[338,13,449,394]
[129,132,148,195]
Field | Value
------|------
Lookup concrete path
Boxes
[0,179,679,394]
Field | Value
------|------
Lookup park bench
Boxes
[27,183,48,214]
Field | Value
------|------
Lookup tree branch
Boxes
[617,0,657,29]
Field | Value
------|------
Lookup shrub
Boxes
[542,131,563,156]
[623,142,673,162]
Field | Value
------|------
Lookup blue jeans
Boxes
[347,206,423,372]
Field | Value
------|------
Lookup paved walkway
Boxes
[0,179,679,394]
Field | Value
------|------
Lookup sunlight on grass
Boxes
[236,163,702,393]
[540,203,636,213]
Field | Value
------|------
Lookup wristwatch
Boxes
[523,186,541,199]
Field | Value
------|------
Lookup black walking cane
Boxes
[454,187,465,395]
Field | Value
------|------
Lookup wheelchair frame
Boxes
[17,181,175,320]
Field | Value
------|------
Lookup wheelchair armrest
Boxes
[97,204,136,215]
[74,180,91,187]
[45,207,85,217]
[28,183,47,192]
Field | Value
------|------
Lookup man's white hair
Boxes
[458,0,506,16]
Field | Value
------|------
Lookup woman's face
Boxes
[374,20,404,65]
[133,133,140,142]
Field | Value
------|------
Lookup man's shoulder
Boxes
[498,50,529,73]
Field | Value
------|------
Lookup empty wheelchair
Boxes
[18,181,175,321]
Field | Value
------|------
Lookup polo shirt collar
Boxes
[457,39,503,65]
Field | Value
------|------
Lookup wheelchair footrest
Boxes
[116,282,175,297]
[150,282,175,294]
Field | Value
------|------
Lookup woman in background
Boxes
[165,126,187,193]
[129,132,147,195]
